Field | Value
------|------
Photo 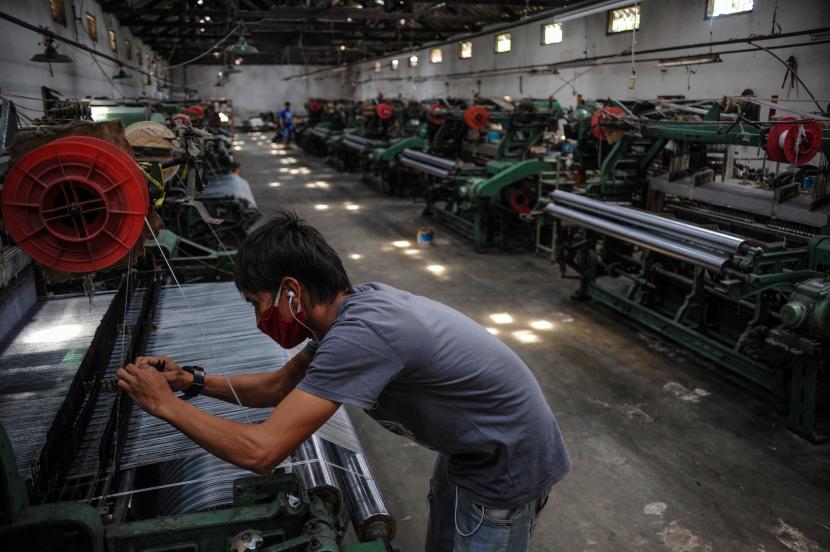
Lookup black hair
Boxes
[234,210,352,305]
[285,102,291,107]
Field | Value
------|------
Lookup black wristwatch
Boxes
[181,365,205,399]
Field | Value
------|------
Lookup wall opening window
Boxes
[706,0,753,17]
[108,29,117,52]
[123,39,132,61]
[50,0,66,25]
[607,4,640,33]
[136,47,142,66]
[542,23,563,45]
[85,14,97,41]
[408,55,418,67]
[495,33,511,53]
[390,59,399,70]
[458,41,472,59]
[430,48,442,63]
[373,60,381,73]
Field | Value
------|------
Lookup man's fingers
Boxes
[117,379,131,392]
[124,363,140,376]
[116,367,137,385]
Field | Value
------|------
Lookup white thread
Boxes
[80,457,373,503]
[144,217,250,423]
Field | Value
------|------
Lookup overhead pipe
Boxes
[546,203,731,272]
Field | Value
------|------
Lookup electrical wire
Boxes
[167,25,241,70]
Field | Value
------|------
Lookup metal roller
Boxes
[344,138,369,153]
[311,127,330,139]
[401,148,457,170]
[290,434,344,514]
[546,203,731,272]
[157,452,255,515]
[399,156,451,178]
[551,191,746,254]
[327,412,395,543]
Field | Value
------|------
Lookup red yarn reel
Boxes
[502,181,536,214]
[766,117,823,165]
[427,103,447,125]
[171,113,190,125]
[591,106,625,141]
[376,102,394,120]
[308,100,322,112]
[2,136,149,273]
[464,106,490,130]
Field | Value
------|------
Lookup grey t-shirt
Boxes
[297,283,570,508]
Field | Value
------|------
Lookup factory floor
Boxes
[232,133,830,552]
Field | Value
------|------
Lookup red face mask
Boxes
[257,288,314,349]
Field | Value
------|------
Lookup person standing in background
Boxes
[276,102,293,147]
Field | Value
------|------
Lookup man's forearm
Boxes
[199,351,312,407]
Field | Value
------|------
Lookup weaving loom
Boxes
[0,276,395,551]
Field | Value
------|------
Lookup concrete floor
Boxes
[233,132,830,552]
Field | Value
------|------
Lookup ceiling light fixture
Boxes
[554,0,646,23]
[31,36,72,64]
[225,29,259,55]
[112,65,130,80]
[657,53,722,67]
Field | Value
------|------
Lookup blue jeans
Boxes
[426,455,549,552]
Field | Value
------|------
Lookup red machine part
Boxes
[376,102,394,120]
[591,106,625,141]
[183,104,205,118]
[766,117,823,166]
[426,103,447,125]
[502,181,536,214]
[1,136,149,273]
[171,113,190,125]
[464,106,490,130]
[308,100,322,112]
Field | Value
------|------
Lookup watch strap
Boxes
[181,365,205,399]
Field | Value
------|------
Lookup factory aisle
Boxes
[231,132,830,552]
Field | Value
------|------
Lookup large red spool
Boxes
[2,136,149,273]
[766,117,823,166]
[464,106,490,130]
[376,102,394,120]
[591,106,625,141]
[308,100,322,112]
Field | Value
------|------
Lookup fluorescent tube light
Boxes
[657,53,722,67]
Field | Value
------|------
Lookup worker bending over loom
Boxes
[117,211,570,551]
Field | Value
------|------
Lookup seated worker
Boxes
[117,211,571,552]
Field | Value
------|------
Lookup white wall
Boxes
[175,64,352,119]
[351,0,830,112]
[0,0,168,116]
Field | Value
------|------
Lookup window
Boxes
[136,47,142,66]
[542,23,563,45]
[458,41,472,59]
[390,59,399,70]
[495,33,511,54]
[430,48,442,63]
[706,0,753,17]
[123,39,132,61]
[108,29,117,52]
[607,4,640,33]
[373,60,381,73]
[408,55,418,67]
[50,0,66,24]
[85,14,97,41]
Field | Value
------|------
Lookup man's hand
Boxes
[134,355,193,392]
[117,363,177,417]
